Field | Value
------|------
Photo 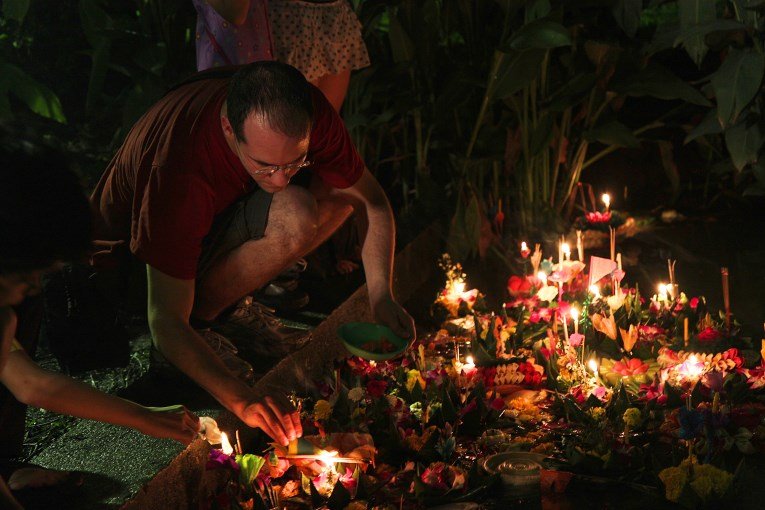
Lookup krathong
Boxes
[206,248,763,509]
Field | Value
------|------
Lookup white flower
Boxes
[536,285,559,302]
[607,293,625,312]
[348,387,366,402]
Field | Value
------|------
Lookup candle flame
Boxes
[453,281,466,295]
[465,355,475,366]
[570,307,579,321]
[658,283,668,295]
[521,241,528,251]
[537,271,548,285]
[588,284,601,298]
[588,359,598,374]
[602,193,610,208]
[562,243,571,257]
[220,432,234,456]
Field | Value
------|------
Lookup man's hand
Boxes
[373,296,416,343]
[140,405,201,445]
[241,391,302,446]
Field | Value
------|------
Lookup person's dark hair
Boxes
[227,61,313,142]
[0,123,93,276]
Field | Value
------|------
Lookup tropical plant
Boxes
[663,0,765,200]
[0,0,66,123]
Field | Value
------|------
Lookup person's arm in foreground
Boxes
[0,347,199,444]
[327,168,416,340]
[146,265,302,445]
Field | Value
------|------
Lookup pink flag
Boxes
[588,256,618,287]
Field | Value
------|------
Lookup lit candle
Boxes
[520,241,530,258]
[562,243,571,261]
[658,283,668,303]
[220,432,234,456]
[602,193,611,212]
[576,230,584,261]
[571,307,580,335]
[588,358,601,383]
[589,284,601,300]
[683,318,689,347]
[537,271,548,286]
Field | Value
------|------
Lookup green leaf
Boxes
[326,478,351,510]
[711,48,765,126]
[677,0,718,67]
[684,108,723,144]
[508,20,571,50]
[612,0,643,38]
[547,73,597,112]
[525,0,551,23]
[2,0,30,23]
[489,49,547,100]
[235,454,265,486]
[613,64,710,106]
[529,113,554,156]
[0,63,66,123]
[387,11,415,63]
[725,119,762,171]
[584,121,640,148]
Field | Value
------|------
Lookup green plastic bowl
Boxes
[337,322,407,361]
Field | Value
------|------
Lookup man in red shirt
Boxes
[91,62,415,445]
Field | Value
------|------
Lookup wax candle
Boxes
[571,307,579,335]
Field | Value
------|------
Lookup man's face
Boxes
[233,115,310,193]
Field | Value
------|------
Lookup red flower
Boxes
[612,358,649,376]
[489,397,505,411]
[697,327,723,343]
[689,297,699,310]
[507,275,533,297]
[585,211,612,224]
[366,379,388,398]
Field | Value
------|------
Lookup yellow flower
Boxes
[406,369,426,392]
[592,312,618,340]
[619,325,638,353]
[313,399,332,421]
[622,408,641,428]
[588,407,606,421]
[658,466,688,503]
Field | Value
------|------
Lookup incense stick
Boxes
[721,267,730,332]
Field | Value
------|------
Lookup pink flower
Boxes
[568,333,584,347]
[366,379,388,398]
[689,297,699,310]
[697,327,723,343]
[639,382,667,405]
[585,211,612,224]
[638,325,667,341]
[612,358,649,376]
[591,386,608,401]
[529,307,552,324]
[206,449,239,471]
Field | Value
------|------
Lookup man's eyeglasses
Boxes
[250,157,311,178]
[234,140,311,179]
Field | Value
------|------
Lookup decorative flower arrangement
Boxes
[206,252,764,508]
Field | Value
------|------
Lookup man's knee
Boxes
[268,186,318,254]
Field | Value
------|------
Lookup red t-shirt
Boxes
[91,73,364,280]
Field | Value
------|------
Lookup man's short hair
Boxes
[0,124,92,275]
[227,61,313,142]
